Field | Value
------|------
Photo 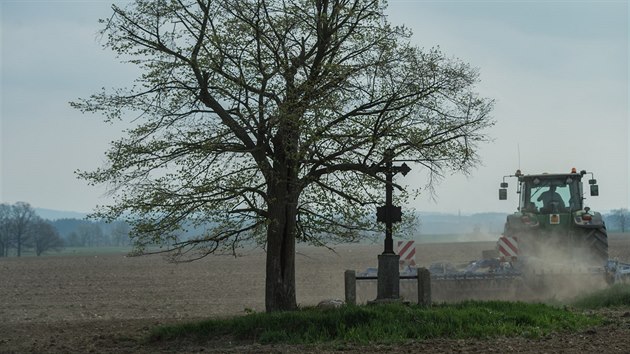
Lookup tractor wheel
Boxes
[582,226,608,265]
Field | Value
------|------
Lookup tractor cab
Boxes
[499,168,599,215]
[520,174,578,214]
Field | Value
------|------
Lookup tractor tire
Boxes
[581,226,608,265]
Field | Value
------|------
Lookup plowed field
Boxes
[1,235,629,353]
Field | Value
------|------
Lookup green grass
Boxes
[571,283,630,309]
[149,301,600,346]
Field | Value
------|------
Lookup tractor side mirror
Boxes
[499,182,508,200]
[590,184,599,196]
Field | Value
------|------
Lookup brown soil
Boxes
[1,236,629,353]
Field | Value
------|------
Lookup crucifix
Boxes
[373,148,411,300]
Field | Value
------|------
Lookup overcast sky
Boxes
[1,0,628,215]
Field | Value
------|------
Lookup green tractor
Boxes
[498,168,608,270]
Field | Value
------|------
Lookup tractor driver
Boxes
[537,185,566,212]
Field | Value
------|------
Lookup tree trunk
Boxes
[264,124,300,312]
[264,95,302,312]
[17,234,22,257]
[265,187,298,312]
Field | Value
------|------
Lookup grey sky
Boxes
[1,0,628,215]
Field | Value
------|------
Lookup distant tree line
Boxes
[51,218,132,248]
[0,202,132,257]
[605,208,630,233]
[1,201,624,258]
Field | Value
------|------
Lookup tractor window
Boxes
[530,184,569,213]
[520,176,583,213]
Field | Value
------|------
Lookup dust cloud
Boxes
[353,232,628,304]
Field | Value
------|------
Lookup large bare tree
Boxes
[11,202,36,257]
[0,202,37,257]
[73,0,493,312]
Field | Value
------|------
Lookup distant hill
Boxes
[32,207,623,231]
[35,208,88,221]
[416,211,508,236]
[31,207,509,235]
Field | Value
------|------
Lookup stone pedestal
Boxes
[376,253,400,300]
[417,267,432,307]
[344,270,356,305]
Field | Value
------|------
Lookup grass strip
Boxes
[150,301,600,345]
[571,283,630,309]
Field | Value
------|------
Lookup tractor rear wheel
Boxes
[581,226,608,265]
